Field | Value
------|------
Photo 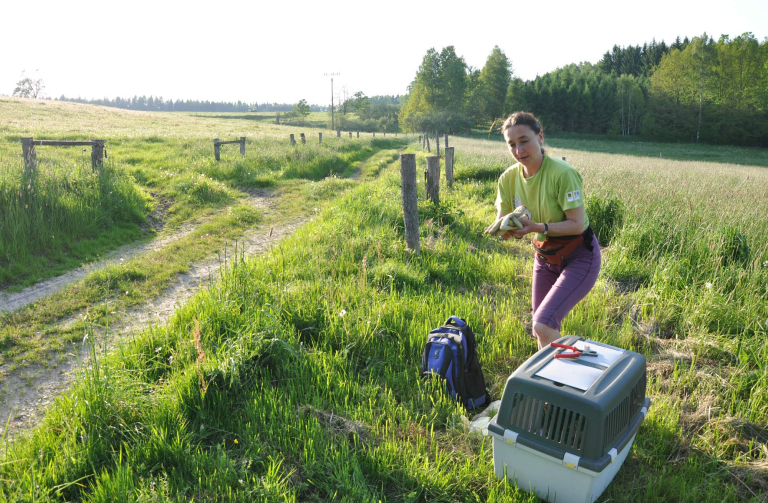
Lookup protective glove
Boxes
[483,205,532,239]
[483,215,506,235]
[499,205,532,232]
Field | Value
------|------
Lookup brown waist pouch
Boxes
[532,226,593,267]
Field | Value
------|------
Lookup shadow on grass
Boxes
[191,114,277,122]
[459,130,768,167]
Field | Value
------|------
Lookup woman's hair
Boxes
[502,111,545,155]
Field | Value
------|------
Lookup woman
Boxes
[487,111,600,349]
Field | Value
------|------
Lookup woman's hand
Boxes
[509,217,537,239]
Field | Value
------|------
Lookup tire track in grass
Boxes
[0,191,305,440]
[0,146,406,442]
[0,226,197,315]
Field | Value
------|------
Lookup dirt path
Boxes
[0,191,306,440]
[0,225,196,315]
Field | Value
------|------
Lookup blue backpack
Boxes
[421,316,490,411]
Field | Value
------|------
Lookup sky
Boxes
[2,0,766,107]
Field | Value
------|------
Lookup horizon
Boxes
[2,0,766,106]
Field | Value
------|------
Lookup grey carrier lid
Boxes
[487,335,650,473]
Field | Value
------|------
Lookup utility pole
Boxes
[324,72,340,131]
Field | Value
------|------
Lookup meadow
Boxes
[0,99,767,501]
[0,100,395,290]
[0,98,405,375]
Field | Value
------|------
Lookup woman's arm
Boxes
[509,205,586,238]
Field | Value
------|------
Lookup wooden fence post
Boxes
[319,132,323,144]
[373,132,376,138]
[300,133,306,144]
[349,131,352,138]
[290,134,296,146]
[357,131,359,138]
[444,134,448,148]
[426,134,431,153]
[91,140,104,170]
[337,129,341,138]
[275,116,280,125]
[435,130,440,158]
[214,138,221,161]
[426,156,440,204]
[561,156,566,161]
[445,147,454,188]
[240,137,246,155]
[21,137,36,173]
[419,135,422,146]
[399,153,420,253]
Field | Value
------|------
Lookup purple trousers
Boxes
[532,234,601,331]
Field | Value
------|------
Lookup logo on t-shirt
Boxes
[566,189,581,202]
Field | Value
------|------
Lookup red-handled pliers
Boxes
[550,342,598,359]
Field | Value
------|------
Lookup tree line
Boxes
[54,95,324,113]
[398,33,768,147]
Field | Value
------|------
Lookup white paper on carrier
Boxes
[574,340,625,368]
[534,358,604,391]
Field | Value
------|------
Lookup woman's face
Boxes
[503,124,544,167]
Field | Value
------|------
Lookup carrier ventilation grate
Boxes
[508,392,586,452]
[603,373,647,449]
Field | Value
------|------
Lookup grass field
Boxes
[0,98,404,374]
[1,99,767,501]
[466,128,768,167]
[0,100,393,290]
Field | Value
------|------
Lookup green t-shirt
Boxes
[495,156,589,240]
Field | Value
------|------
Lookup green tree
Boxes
[398,46,471,133]
[687,34,716,142]
[615,75,644,135]
[466,68,486,125]
[293,99,311,123]
[479,46,512,122]
[504,77,527,117]
[646,48,697,140]
[351,92,370,116]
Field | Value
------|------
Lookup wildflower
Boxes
[705,282,713,290]
[339,309,347,318]
[234,438,238,444]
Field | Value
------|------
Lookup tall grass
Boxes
[0,99,404,288]
[452,137,768,341]
[0,154,148,288]
[2,141,765,501]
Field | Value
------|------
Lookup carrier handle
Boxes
[446,316,467,328]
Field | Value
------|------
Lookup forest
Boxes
[398,33,768,146]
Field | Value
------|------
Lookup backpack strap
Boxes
[446,316,467,328]
[444,317,477,363]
